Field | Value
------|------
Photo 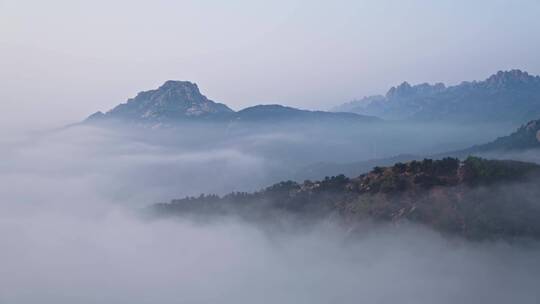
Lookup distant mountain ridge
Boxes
[333,70,540,123]
[86,81,380,125]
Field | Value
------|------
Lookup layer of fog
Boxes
[2,123,540,303]
[2,214,540,304]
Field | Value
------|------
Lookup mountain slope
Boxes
[150,157,540,240]
[334,70,540,123]
[294,118,540,180]
[466,119,540,152]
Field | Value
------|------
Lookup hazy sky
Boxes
[1,0,540,126]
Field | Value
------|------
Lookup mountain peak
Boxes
[386,82,413,98]
[151,80,205,103]
[385,81,445,99]
[158,80,200,93]
[89,80,234,122]
[483,69,540,88]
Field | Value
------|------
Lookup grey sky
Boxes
[1,0,540,126]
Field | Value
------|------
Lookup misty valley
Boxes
[3,70,540,303]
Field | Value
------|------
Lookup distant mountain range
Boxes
[86,70,540,125]
[333,70,540,123]
[86,80,379,125]
[151,157,540,240]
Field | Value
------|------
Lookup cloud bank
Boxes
[1,125,539,303]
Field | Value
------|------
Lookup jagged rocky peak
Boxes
[483,69,540,88]
[386,82,413,98]
[155,80,202,99]
[126,80,233,113]
[94,80,234,122]
[385,81,446,99]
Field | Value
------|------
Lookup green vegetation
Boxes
[151,157,540,240]
[463,156,540,184]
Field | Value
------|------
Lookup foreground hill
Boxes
[333,70,540,123]
[86,80,379,126]
[151,157,540,240]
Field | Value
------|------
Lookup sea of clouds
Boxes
[1,124,539,304]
